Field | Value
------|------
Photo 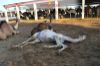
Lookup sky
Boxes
[0,0,33,11]
[0,0,34,5]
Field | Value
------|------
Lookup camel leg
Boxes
[55,34,68,52]
[70,13,71,18]
[56,34,86,52]
[75,14,77,18]
[20,39,40,48]
[44,34,68,53]
[13,35,35,48]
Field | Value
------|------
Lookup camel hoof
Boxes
[20,46,24,49]
[10,45,20,50]
[43,45,51,48]
[12,45,19,48]
[55,51,62,56]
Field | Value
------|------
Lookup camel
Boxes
[97,5,100,17]
[31,20,53,36]
[14,29,86,53]
[66,9,77,18]
[0,19,19,40]
[12,20,86,53]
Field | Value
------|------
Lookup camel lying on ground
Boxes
[15,29,86,53]
[0,19,19,40]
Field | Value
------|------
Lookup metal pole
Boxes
[10,12,13,17]
[33,3,38,20]
[55,0,58,20]
[82,0,85,19]
[16,5,20,20]
[4,8,9,22]
[48,0,51,23]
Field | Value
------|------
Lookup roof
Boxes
[3,0,100,9]
[79,0,100,4]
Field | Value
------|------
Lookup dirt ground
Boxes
[0,19,100,66]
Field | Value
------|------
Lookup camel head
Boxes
[0,20,7,27]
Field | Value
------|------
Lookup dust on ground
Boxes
[0,19,100,66]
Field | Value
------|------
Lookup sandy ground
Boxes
[0,19,100,66]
